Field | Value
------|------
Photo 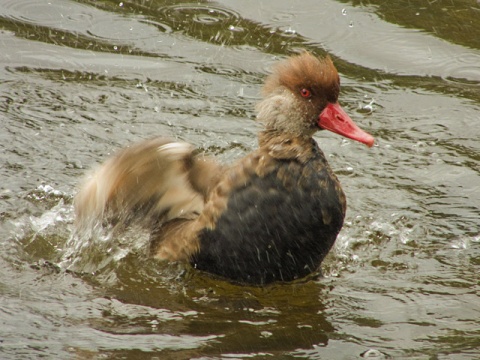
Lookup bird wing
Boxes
[74,137,222,232]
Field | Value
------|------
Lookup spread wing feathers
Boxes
[74,137,222,231]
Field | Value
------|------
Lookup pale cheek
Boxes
[276,113,289,126]
[256,94,314,135]
[256,95,289,124]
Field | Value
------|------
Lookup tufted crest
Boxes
[262,52,340,102]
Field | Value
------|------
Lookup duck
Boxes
[74,52,374,285]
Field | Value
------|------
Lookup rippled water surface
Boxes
[1,0,479,359]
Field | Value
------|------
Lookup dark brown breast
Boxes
[190,137,346,285]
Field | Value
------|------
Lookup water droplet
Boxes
[363,99,375,113]
[228,25,244,32]
[342,8,347,15]
[113,45,118,50]
[361,348,384,358]
[349,21,354,28]
[119,2,123,7]
[283,27,296,35]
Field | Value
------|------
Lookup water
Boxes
[1,0,479,358]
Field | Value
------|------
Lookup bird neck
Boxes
[258,129,310,145]
[258,130,320,163]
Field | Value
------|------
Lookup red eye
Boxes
[300,88,311,98]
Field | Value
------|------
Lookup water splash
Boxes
[283,26,297,36]
[61,218,150,275]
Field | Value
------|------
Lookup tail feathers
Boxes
[74,137,220,232]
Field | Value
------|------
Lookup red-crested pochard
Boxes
[75,52,374,285]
